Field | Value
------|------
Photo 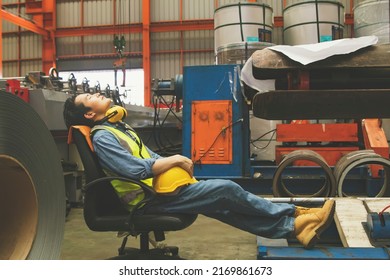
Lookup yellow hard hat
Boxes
[105,105,127,123]
[153,167,198,195]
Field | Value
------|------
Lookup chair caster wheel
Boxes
[163,246,179,256]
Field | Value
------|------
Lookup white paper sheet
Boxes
[268,35,379,65]
[241,56,275,92]
[240,36,379,92]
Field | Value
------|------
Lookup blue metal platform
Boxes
[255,198,390,260]
[257,246,390,260]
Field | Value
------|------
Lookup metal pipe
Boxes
[266,197,327,203]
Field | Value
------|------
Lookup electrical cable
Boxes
[379,204,390,216]
[159,95,182,124]
[150,92,184,156]
[152,94,164,152]
[152,95,172,155]
[157,97,183,153]
[251,128,276,143]
[250,129,276,150]
[194,118,243,165]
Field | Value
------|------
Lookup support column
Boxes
[179,0,183,73]
[0,0,3,78]
[25,0,56,74]
[41,0,56,74]
[143,0,151,107]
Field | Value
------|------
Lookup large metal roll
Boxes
[333,150,390,197]
[283,0,344,45]
[0,91,65,259]
[354,0,390,44]
[272,149,336,197]
[214,2,273,52]
[216,41,274,65]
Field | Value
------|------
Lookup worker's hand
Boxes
[174,155,194,177]
[152,155,194,178]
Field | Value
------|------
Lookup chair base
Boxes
[107,246,183,260]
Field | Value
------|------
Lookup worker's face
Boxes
[75,93,112,121]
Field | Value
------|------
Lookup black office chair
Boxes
[69,126,197,259]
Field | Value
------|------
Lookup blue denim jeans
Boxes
[144,179,296,239]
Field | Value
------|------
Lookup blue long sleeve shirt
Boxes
[92,122,162,181]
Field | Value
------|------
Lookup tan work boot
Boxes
[294,206,321,218]
[294,200,335,249]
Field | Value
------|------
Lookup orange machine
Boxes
[191,100,233,164]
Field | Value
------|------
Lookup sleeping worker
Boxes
[63,92,336,249]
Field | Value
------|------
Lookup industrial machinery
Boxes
[3,37,390,259]
[150,75,184,155]
[181,41,390,259]
[182,64,249,179]
[0,69,183,210]
[255,197,390,260]
[182,42,390,199]
[251,43,390,198]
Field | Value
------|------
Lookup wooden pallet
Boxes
[334,198,390,248]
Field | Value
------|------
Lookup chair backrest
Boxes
[70,127,128,230]
[70,126,198,235]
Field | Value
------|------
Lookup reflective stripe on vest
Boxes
[91,124,153,211]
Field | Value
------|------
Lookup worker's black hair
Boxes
[63,94,95,128]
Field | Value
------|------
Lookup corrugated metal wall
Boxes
[55,0,143,71]
[150,0,215,78]
[56,0,81,27]
[2,1,41,77]
[151,0,180,21]
[183,0,214,19]
[151,31,180,78]
[1,0,357,78]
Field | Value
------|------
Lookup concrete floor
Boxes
[60,207,258,260]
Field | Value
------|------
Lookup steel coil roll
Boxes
[216,42,274,65]
[214,2,273,51]
[0,91,65,259]
[354,0,390,44]
[283,0,344,45]
[272,149,336,197]
[333,150,390,197]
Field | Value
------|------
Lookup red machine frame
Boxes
[275,70,389,178]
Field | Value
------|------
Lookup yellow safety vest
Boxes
[91,124,153,211]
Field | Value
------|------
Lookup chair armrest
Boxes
[83,176,158,234]
[84,176,157,232]
[84,176,156,198]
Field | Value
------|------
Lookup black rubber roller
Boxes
[272,149,337,197]
[333,150,390,197]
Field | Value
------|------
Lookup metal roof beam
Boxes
[0,8,49,38]
[55,19,214,38]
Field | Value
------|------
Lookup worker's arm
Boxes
[151,154,194,177]
[93,130,157,181]
[93,130,194,179]
[146,146,162,160]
